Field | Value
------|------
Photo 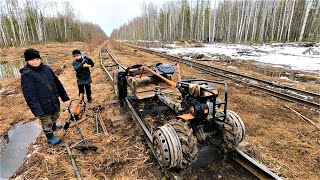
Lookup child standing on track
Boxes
[72,50,94,103]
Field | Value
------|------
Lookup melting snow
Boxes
[151,43,320,73]
[279,76,291,81]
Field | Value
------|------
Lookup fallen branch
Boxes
[285,105,320,131]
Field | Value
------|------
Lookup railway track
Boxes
[99,43,282,180]
[124,43,319,110]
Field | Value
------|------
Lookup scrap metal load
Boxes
[114,63,246,171]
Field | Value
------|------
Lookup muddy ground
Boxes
[0,40,319,179]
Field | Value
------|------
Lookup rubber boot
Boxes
[87,96,93,103]
[52,123,63,131]
[44,131,61,145]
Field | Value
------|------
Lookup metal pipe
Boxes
[66,144,82,180]
[95,113,99,134]
[71,113,89,150]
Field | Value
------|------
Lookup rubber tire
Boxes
[167,120,198,170]
[221,110,246,153]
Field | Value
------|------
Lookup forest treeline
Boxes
[0,0,106,48]
[111,0,320,43]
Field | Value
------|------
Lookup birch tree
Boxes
[111,0,319,44]
[299,0,312,42]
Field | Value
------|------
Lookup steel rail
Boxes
[100,43,282,180]
[125,43,319,109]
[99,50,114,81]
[230,149,282,179]
[105,45,125,70]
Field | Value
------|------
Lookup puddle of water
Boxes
[0,121,42,179]
[0,58,52,81]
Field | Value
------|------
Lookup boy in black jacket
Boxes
[72,50,94,103]
[20,48,70,145]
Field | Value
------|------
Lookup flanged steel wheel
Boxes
[113,71,119,98]
[113,71,127,101]
[221,110,246,152]
[152,120,198,170]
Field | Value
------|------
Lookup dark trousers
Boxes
[78,84,92,98]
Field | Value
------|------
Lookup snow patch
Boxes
[152,43,320,73]
[287,90,313,100]
[279,76,291,81]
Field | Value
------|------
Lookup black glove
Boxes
[81,58,88,64]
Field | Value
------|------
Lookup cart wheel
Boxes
[114,71,127,101]
[221,110,246,152]
[153,120,198,170]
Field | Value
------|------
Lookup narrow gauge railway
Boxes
[124,43,319,110]
[99,43,282,180]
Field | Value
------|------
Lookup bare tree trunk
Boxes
[6,0,18,46]
[308,0,320,41]
[244,1,253,43]
[270,0,277,41]
[212,10,216,42]
[276,1,283,41]
[208,7,211,42]
[279,0,287,42]
[181,3,185,40]
[227,2,232,42]
[259,0,267,42]
[299,0,312,42]
[201,2,205,41]
[0,18,8,46]
[287,0,296,41]
[251,1,259,42]
[238,0,247,43]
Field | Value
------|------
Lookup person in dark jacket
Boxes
[20,48,70,145]
[72,50,94,103]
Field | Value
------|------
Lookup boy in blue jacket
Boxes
[72,50,94,103]
[20,48,70,145]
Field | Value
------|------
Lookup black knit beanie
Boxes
[24,48,41,61]
[72,50,81,56]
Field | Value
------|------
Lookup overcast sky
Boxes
[53,0,170,36]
